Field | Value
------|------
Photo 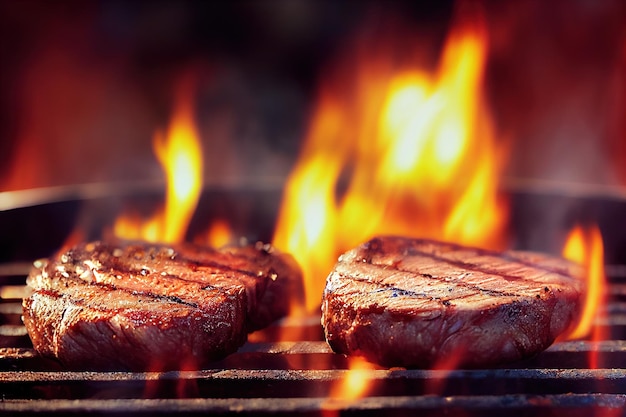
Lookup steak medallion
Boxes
[321,236,584,368]
[23,240,304,370]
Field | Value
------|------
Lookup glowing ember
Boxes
[562,224,607,341]
[273,8,508,312]
[114,76,203,243]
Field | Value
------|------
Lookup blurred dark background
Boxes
[0,0,624,192]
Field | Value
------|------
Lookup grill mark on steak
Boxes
[67,242,280,318]
[332,257,533,310]
[64,252,256,301]
[353,237,579,300]
[135,292,199,308]
[402,250,530,282]
[344,277,518,312]
[105,250,262,280]
[342,265,522,300]
[65,240,269,278]
[363,236,577,280]
[35,262,227,311]
[34,283,203,311]
[140,272,234,294]
[68,243,264,285]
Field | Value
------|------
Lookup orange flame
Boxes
[562,224,607,341]
[194,218,234,248]
[114,76,203,243]
[273,7,508,312]
[328,357,376,401]
[322,356,378,416]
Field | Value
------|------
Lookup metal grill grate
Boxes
[2,186,626,416]
[1,262,626,416]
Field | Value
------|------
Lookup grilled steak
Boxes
[321,236,584,368]
[23,240,304,371]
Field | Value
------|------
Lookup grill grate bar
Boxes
[1,367,625,402]
[4,367,626,383]
[1,394,626,416]
[4,339,626,372]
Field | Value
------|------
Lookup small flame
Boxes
[114,76,203,243]
[273,6,508,312]
[562,224,607,341]
[322,356,378,415]
[329,357,375,401]
[195,218,234,248]
[113,209,163,242]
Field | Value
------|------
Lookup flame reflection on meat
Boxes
[273,5,508,312]
[114,75,203,244]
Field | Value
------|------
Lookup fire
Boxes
[195,218,234,248]
[114,76,203,243]
[322,356,378,415]
[562,224,607,341]
[273,7,508,312]
[329,357,376,401]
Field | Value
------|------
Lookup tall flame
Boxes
[273,8,508,312]
[562,224,606,341]
[114,76,203,243]
[152,90,204,243]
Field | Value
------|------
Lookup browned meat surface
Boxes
[23,240,304,371]
[321,236,585,368]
